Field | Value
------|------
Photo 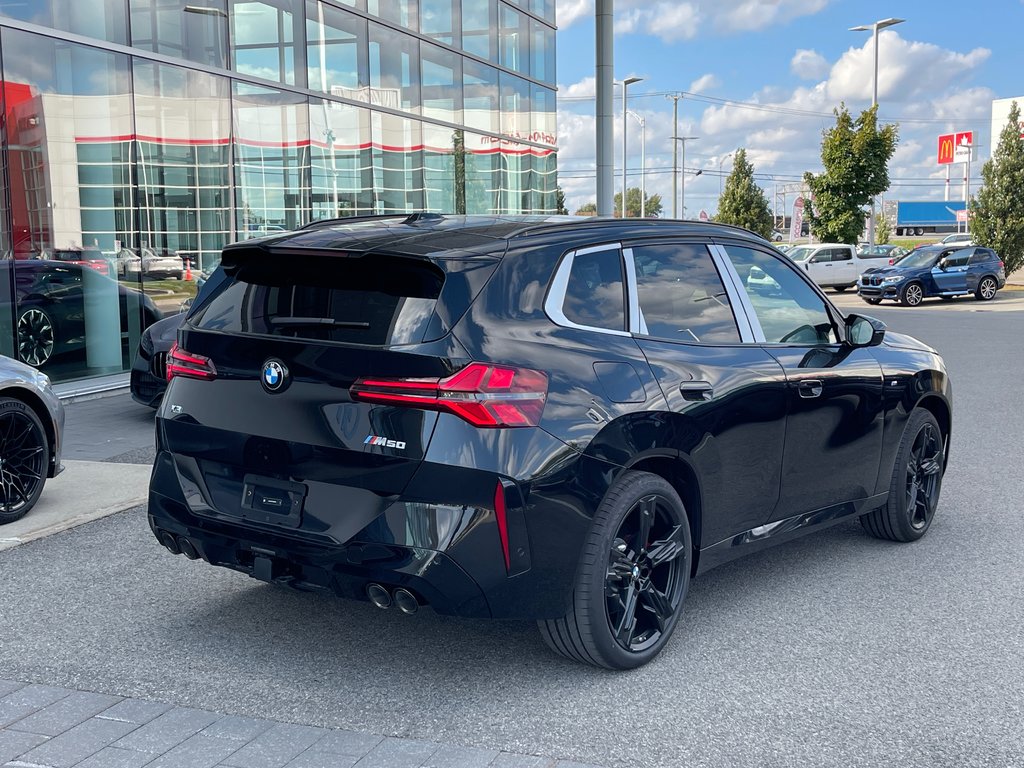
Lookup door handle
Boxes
[797,379,823,399]
[679,381,714,401]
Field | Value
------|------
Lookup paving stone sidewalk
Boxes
[0,681,602,768]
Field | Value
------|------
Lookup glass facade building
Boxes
[0,0,557,383]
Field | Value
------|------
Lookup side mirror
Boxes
[846,314,886,348]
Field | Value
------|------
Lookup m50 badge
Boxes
[364,435,406,449]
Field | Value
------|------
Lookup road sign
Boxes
[937,134,955,165]
[955,131,973,162]
[956,209,969,222]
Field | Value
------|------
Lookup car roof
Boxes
[221,214,772,260]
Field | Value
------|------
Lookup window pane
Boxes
[130,0,229,68]
[462,0,494,61]
[725,245,838,345]
[366,0,416,31]
[0,0,128,44]
[632,244,739,343]
[309,97,373,218]
[499,4,529,75]
[532,85,555,146]
[232,0,302,85]
[530,0,554,23]
[464,60,499,134]
[563,249,625,331]
[371,112,423,213]
[420,0,457,46]
[306,1,367,96]
[233,82,311,237]
[134,60,231,274]
[462,131,499,215]
[369,22,420,113]
[424,123,457,213]
[421,41,461,125]
[530,19,554,83]
[500,72,530,139]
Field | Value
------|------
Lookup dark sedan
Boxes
[9,260,162,368]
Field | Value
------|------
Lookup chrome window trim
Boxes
[543,243,631,337]
[708,243,762,343]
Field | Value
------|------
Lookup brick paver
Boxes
[0,680,606,768]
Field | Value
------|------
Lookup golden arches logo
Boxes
[937,134,955,164]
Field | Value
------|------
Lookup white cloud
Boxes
[555,0,832,37]
[560,76,596,99]
[689,74,720,94]
[791,50,829,81]
[556,35,998,215]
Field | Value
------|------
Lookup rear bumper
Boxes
[147,443,589,620]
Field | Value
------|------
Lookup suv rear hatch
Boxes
[160,243,501,545]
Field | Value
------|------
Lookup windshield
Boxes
[896,249,942,269]
[787,246,813,261]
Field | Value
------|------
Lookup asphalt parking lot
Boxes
[1,291,1022,768]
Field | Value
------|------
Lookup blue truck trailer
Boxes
[883,200,967,237]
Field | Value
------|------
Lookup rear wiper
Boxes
[269,317,370,329]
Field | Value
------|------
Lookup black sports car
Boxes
[148,215,952,669]
[9,260,162,369]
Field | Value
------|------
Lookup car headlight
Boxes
[882,276,905,284]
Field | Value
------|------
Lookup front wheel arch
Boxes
[915,394,951,471]
[623,453,703,572]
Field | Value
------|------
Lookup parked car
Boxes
[859,245,1006,306]
[771,230,784,242]
[37,246,110,277]
[9,261,163,367]
[940,233,974,246]
[131,313,184,408]
[0,354,64,524]
[857,244,909,261]
[785,243,862,291]
[775,243,793,254]
[116,247,185,280]
[148,215,952,669]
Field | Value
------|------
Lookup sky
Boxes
[553,0,1024,217]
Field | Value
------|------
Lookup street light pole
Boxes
[850,17,904,248]
[628,111,646,217]
[595,0,614,216]
[620,76,642,217]
[671,136,698,218]
[666,93,683,218]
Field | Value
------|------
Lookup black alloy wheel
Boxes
[0,397,50,524]
[18,308,55,367]
[976,276,998,301]
[539,471,692,669]
[861,409,943,542]
[900,282,924,307]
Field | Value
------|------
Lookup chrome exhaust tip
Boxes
[393,588,419,615]
[366,583,392,609]
[177,537,199,560]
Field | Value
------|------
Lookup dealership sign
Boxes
[938,131,973,164]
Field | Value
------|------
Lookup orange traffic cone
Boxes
[185,257,192,282]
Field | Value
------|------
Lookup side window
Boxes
[631,243,740,344]
[945,248,971,268]
[968,249,991,265]
[561,248,626,331]
[724,245,839,345]
[832,248,852,262]
[809,249,830,263]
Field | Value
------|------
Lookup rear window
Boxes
[191,252,494,347]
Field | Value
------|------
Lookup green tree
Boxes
[874,211,891,245]
[452,130,466,215]
[804,104,898,244]
[971,100,1024,274]
[714,148,773,239]
[575,201,598,216]
[614,187,663,218]
[555,186,568,215]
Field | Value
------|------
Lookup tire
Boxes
[975,276,998,301]
[0,397,50,524]
[538,471,692,669]
[833,285,849,293]
[17,307,55,367]
[861,409,944,542]
[899,281,924,307]
[862,297,882,305]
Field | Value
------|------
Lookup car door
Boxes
[717,242,885,519]
[626,241,789,544]
[831,247,858,285]
[803,247,832,285]
[931,247,971,293]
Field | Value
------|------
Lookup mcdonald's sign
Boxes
[937,133,955,165]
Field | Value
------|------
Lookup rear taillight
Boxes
[351,362,548,428]
[999,261,1005,270]
[166,342,217,382]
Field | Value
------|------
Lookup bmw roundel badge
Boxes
[261,359,289,393]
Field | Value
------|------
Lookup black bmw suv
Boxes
[149,215,952,669]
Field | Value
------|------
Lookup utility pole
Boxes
[666,93,683,218]
[595,0,614,216]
